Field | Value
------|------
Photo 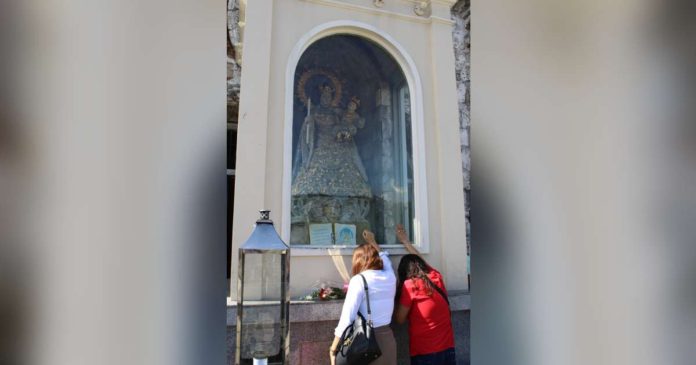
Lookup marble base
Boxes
[227,293,470,364]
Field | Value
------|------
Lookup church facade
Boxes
[227,1,470,363]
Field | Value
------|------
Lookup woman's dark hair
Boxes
[396,254,434,301]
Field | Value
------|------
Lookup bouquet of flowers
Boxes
[299,280,348,301]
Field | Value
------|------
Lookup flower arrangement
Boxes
[299,280,348,301]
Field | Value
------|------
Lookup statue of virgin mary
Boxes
[291,84,371,198]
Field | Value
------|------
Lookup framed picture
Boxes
[334,224,357,245]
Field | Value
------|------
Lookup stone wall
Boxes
[227,310,470,365]
[227,291,470,364]
[227,0,241,124]
[451,0,471,256]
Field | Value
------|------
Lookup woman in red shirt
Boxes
[393,225,456,365]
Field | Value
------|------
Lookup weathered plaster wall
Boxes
[451,0,471,253]
[227,0,241,123]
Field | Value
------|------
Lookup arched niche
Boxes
[281,22,429,252]
[287,33,416,247]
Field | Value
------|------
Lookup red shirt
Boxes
[398,267,454,356]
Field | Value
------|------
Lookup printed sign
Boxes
[309,223,333,245]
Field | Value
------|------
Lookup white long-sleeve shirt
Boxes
[334,251,396,337]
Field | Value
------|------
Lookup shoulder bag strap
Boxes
[358,274,372,325]
[424,275,450,307]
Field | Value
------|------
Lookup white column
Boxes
[429,5,469,291]
[231,0,275,300]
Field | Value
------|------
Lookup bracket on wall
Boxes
[372,0,431,17]
[413,1,431,17]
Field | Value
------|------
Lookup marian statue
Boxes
[292,86,370,197]
[291,70,372,244]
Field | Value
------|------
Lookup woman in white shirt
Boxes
[330,230,397,365]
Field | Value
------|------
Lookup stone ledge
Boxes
[226,291,470,326]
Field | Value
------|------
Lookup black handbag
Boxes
[335,274,382,365]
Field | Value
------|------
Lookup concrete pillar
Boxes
[231,0,274,300]
[429,1,469,291]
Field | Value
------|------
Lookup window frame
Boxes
[281,21,430,256]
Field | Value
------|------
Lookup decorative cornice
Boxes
[431,0,458,5]
[299,0,454,25]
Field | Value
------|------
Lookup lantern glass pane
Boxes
[240,252,282,360]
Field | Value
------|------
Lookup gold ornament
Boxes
[296,68,343,107]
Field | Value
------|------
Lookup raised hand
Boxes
[362,229,377,245]
[395,224,422,257]
[395,224,409,244]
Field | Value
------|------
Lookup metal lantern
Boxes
[236,210,290,365]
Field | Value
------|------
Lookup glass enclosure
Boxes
[290,35,414,246]
[239,253,283,362]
